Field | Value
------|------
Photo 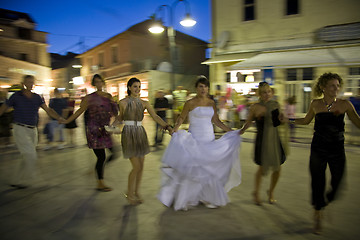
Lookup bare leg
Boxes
[134,157,144,202]
[127,157,141,204]
[253,166,263,205]
[268,167,281,203]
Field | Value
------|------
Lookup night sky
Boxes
[1,0,210,54]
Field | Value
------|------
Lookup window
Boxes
[18,27,32,40]
[286,68,313,81]
[111,46,118,64]
[302,68,313,80]
[286,69,297,81]
[98,52,104,68]
[88,57,93,72]
[349,67,360,75]
[244,0,255,21]
[286,0,299,15]
[20,53,28,61]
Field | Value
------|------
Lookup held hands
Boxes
[162,125,174,136]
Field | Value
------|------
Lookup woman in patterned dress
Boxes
[115,77,172,205]
[63,74,118,192]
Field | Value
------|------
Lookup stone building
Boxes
[78,20,208,101]
[0,8,51,94]
[204,0,360,114]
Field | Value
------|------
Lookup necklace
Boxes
[323,98,336,112]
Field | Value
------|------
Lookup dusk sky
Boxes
[1,0,210,54]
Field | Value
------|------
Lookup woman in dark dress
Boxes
[291,72,360,234]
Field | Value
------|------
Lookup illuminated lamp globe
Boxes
[148,21,165,34]
[180,14,196,27]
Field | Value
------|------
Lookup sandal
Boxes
[96,186,112,192]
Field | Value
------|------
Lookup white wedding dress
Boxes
[158,106,242,211]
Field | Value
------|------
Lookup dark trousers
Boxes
[92,148,114,179]
[155,116,166,144]
[309,142,346,210]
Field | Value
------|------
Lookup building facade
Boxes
[0,8,51,94]
[78,20,208,101]
[205,0,360,114]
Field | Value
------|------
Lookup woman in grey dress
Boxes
[116,78,172,205]
[240,82,286,206]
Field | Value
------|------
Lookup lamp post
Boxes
[148,0,196,91]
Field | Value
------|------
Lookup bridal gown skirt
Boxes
[158,129,241,211]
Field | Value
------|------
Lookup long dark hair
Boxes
[127,77,141,96]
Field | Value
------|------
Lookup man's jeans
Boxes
[48,120,64,142]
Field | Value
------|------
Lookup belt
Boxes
[14,122,36,129]
[124,121,142,126]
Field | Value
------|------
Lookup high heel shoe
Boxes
[313,210,323,235]
[124,193,139,205]
[267,190,277,204]
[252,191,262,206]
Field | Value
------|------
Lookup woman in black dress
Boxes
[291,72,360,234]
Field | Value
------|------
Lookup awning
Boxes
[230,46,360,70]
[202,52,254,65]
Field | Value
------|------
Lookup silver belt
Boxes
[124,121,142,126]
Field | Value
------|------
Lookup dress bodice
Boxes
[188,106,215,142]
[123,97,144,121]
[314,112,345,142]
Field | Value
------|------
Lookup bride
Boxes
[158,76,242,211]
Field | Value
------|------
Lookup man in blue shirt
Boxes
[0,75,63,188]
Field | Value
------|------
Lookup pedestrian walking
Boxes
[45,88,68,150]
[114,77,172,205]
[64,92,78,147]
[158,76,241,211]
[0,75,63,188]
[153,89,169,148]
[62,74,118,192]
[289,72,360,234]
[239,82,286,206]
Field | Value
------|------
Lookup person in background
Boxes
[0,90,13,147]
[62,74,118,192]
[153,89,169,148]
[45,88,68,150]
[0,75,63,189]
[290,72,360,234]
[172,86,187,123]
[64,92,78,147]
[239,82,286,206]
[114,77,172,205]
[284,96,296,142]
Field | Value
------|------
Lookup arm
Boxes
[62,96,88,124]
[345,100,360,129]
[113,100,124,126]
[0,103,9,116]
[292,100,316,125]
[144,101,172,133]
[211,101,232,132]
[173,101,191,132]
[239,104,256,135]
[41,104,63,121]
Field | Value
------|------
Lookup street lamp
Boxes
[148,0,196,91]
